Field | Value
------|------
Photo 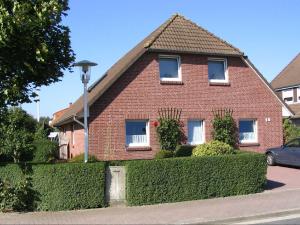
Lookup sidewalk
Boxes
[1,188,300,225]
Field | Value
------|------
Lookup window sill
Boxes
[239,143,260,147]
[209,82,230,86]
[160,80,184,85]
[126,146,152,151]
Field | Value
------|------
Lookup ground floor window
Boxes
[188,120,204,145]
[126,120,149,147]
[239,119,257,143]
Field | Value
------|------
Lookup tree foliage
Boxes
[0,107,36,162]
[0,0,74,109]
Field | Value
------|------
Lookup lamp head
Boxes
[74,60,98,84]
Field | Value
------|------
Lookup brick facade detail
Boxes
[66,52,283,160]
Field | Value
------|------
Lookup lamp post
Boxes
[74,60,97,163]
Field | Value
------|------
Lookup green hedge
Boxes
[0,162,105,211]
[126,153,266,206]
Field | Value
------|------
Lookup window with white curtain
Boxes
[282,88,294,104]
[297,87,300,102]
[239,119,257,143]
[188,120,204,145]
[126,120,149,147]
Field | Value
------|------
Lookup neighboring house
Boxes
[52,14,293,161]
[271,53,300,126]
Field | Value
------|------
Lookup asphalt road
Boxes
[233,213,300,225]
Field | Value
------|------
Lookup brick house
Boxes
[52,14,293,160]
[271,53,300,126]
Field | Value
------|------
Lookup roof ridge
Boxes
[178,15,244,55]
[271,52,300,85]
[144,14,179,48]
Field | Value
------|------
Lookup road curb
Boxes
[197,208,300,224]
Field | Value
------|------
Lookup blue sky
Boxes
[22,0,300,118]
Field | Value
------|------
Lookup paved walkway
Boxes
[1,188,300,224]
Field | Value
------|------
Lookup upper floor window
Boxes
[282,89,293,104]
[208,58,228,83]
[188,120,205,145]
[239,119,258,143]
[159,55,181,81]
[297,87,300,102]
[126,120,149,147]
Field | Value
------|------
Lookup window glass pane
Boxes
[282,89,293,104]
[126,121,147,145]
[239,120,255,141]
[159,58,179,79]
[208,61,225,80]
[188,120,203,144]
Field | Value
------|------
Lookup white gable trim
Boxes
[241,57,294,117]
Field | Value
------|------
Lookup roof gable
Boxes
[271,53,300,90]
[147,15,243,56]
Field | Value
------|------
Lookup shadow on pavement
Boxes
[265,179,285,190]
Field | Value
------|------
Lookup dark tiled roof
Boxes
[52,14,255,126]
[271,53,300,90]
[148,15,243,56]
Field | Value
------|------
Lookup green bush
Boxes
[192,140,235,157]
[174,145,194,157]
[32,139,58,163]
[68,154,98,163]
[154,150,174,159]
[212,109,238,148]
[283,118,300,143]
[156,118,185,151]
[126,153,266,206]
[0,162,105,211]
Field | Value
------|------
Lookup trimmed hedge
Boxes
[126,153,266,206]
[0,162,105,211]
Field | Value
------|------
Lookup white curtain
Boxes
[188,120,203,145]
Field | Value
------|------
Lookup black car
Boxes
[266,138,300,167]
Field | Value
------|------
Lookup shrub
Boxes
[0,176,36,212]
[154,150,174,159]
[32,139,58,163]
[0,162,106,211]
[192,140,235,157]
[174,145,194,157]
[212,109,238,148]
[68,153,98,163]
[283,118,300,143]
[126,153,266,206]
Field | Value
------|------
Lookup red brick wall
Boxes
[88,52,283,160]
[60,123,84,158]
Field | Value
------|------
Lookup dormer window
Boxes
[282,89,294,104]
[159,55,181,81]
[208,58,228,83]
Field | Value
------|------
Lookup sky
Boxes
[22,0,300,118]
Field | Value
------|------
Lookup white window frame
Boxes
[159,55,182,82]
[297,87,300,103]
[125,120,150,147]
[208,58,228,83]
[188,120,205,145]
[239,119,258,144]
[282,88,294,104]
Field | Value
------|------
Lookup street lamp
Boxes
[74,60,97,163]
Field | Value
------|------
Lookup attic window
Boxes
[159,55,181,81]
[208,58,228,83]
[282,89,294,104]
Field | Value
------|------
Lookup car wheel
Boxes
[267,153,276,166]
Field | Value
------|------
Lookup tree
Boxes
[283,118,300,143]
[0,0,75,110]
[0,107,36,162]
